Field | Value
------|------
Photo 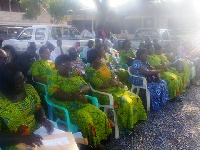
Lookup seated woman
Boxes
[85,49,147,131]
[120,40,135,66]
[31,46,55,84]
[46,55,112,149]
[0,70,54,149]
[130,48,169,111]
[145,44,183,100]
[155,44,191,89]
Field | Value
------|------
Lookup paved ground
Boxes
[105,86,200,150]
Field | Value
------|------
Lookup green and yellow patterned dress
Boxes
[85,64,147,131]
[0,84,42,150]
[157,54,189,89]
[148,54,183,99]
[47,72,112,146]
[120,49,135,64]
[30,59,55,93]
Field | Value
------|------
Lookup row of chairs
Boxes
[32,66,150,140]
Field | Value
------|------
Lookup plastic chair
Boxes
[32,78,99,133]
[45,93,98,133]
[127,67,151,111]
[89,84,119,139]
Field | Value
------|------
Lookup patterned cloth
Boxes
[85,64,147,130]
[120,49,135,64]
[148,54,183,99]
[47,72,112,146]
[130,60,169,111]
[0,84,41,149]
[30,59,55,93]
[71,57,86,74]
[157,54,189,90]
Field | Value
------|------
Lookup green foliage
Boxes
[47,0,69,23]
[20,0,41,20]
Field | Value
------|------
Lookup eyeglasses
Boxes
[61,62,70,66]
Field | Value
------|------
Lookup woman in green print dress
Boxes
[85,49,147,131]
[0,71,54,150]
[145,44,183,99]
[120,40,135,66]
[31,46,55,83]
[46,55,112,149]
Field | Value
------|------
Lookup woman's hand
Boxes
[42,118,54,134]
[80,85,90,94]
[79,95,88,103]
[19,134,43,147]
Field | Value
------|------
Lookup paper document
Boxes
[42,137,70,146]
[34,126,65,136]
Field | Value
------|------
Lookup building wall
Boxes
[0,8,52,26]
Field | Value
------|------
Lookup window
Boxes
[35,28,46,40]
[18,29,33,40]
[50,27,62,40]
[63,28,70,39]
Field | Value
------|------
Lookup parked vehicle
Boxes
[131,28,180,49]
[2,25,90,53]
[0,26,24,47]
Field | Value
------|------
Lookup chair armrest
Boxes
[45,96,71,124]
[89,84,114,105]
[85,95,99,108]
[128,67,147,86]
[32,77,48,94]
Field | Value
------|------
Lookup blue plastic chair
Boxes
[32,78,99,133]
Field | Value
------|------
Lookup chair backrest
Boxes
[128,67,147,87]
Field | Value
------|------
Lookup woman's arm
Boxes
[34,108,54,134]
[0,133,43,147]
[51,88,89,103]
[33,76,47,84]
[138,68,158,76]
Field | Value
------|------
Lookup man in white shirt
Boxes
[50,39,64,61]
[81,29,92,38]
[82,40,94,62]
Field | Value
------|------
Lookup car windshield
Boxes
[135,29,159,40]
[50,27,80,40]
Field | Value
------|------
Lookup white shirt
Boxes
[81,29,92,38]
[50,47,62,61]
[83,46,91,61]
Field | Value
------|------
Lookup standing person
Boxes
[50,39,64,61]
[81,27,92,38]
[121,29,129,39]
[82,40,94,62]
[18,42,39,82]
[68,47,86,74]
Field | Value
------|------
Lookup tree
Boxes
[20,0,41,20]
[47,0,70,23]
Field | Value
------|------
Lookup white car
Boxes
[2,25,90,53]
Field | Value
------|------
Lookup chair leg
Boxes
[146,89,151,111]
[113,109,119,139]
[136,87,140,95]
[104,107,108,115]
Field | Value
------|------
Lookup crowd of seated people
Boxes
[0,37,199,150]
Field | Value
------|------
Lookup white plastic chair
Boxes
[89,84,120,139]
[127,67,151,111]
